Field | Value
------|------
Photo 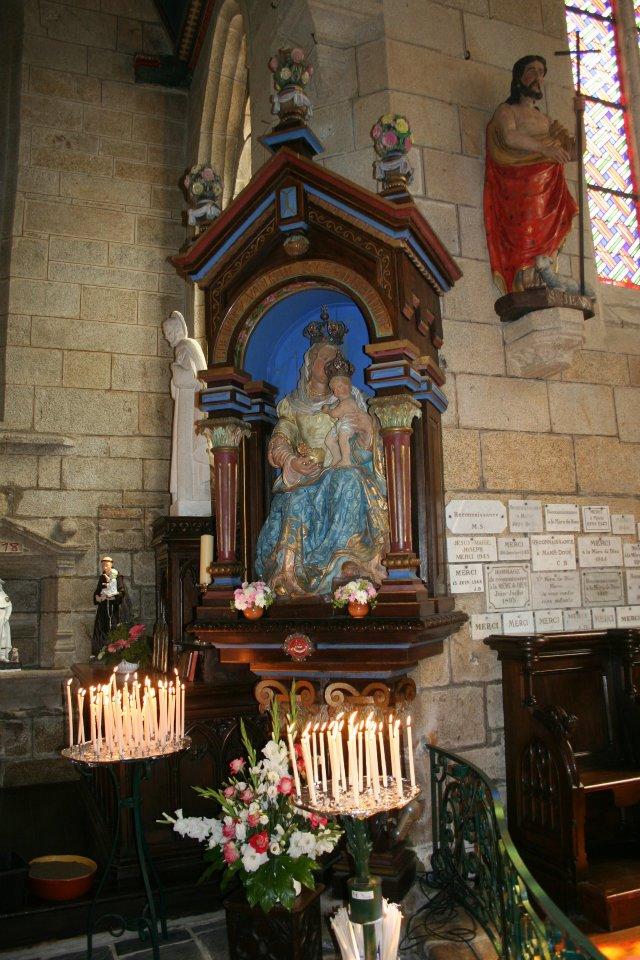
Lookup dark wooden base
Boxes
[495,287,595,323]
[224,885,324,960]
[579,851,640,931]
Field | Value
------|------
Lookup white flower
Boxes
[266,784,278,800]
[260,814,269,825]
[235,822,247,842]
[269,841,282,855]
[241,847,269,872]
[236,781,247,791]
[207,819,224,848]
[293,880,302,896]
[172,810,219,844]
[288,830,317,859]
[274,824,284,837]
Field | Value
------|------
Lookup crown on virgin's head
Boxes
[303,306,348,346]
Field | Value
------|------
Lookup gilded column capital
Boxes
[369,395,422,431]
[199,417,251,450]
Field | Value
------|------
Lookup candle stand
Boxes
[295,780,420,960]
[62,738,191,960]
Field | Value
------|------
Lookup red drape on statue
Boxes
[483,154,578,294]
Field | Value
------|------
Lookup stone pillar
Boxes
[369,395,422,575]
[201,418,251,592]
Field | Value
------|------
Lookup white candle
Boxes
[76,688,85,744]
[300,730,316,804]
[180,682,185,739]
[378,722,387,785]
[199,534,214,586]
[394,720,402,796]
[406,716,416,789]
[311,723,318,786]
[357,723,364,794]
[65,679,73,748]
[319,723,328,793]
[287,725,301,796]
[338,721,347,791]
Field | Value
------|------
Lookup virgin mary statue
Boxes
[255,317,389,597]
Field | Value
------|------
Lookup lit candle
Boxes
[65,679,73,748]
[199,534,214,586]
[319,722,328,793]
[300,726,316,804]
[76,688,85,744]
[311,722,318,786]
[394,719,402,797]
[338,721,347,791]
[357,722,364,794]
[406,715,416,789]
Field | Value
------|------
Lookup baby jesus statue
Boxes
[98,572,119,600]
[321,356,374,467]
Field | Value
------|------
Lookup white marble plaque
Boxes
[563,608,592,631]
[617,606,640,628]
[530,534,577,571]
[497,536,531,561]
[580,569,625,606]
[447,536,497,564]
[623,542,640,568]
[485,563,531,611]
[627,571,640,605]
[446,500,507,534]
[503,610,535,634]
[470,614,503,641]
[577,536,623,568]
[531,570,581,609]
[534,609,563,633]
[591,607,617,629]
[509,500,543,533]
[544,503,580,532]
[611,514,636,535]
[449,563,485,594]
[582,505,611,532]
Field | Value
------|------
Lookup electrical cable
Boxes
[399,870,487,959]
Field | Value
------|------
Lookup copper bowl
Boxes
[28,855,97,901]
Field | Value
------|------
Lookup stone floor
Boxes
[0,898,497,960]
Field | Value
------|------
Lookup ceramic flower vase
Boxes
[243,606,264,621]
[347,600,370,618]
[224,886,323,960]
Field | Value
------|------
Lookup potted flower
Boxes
[331,579,378,618]
[231,581,275,620]
[161,701,341,959]
[96,623,150,673]
[370,114,413,159]
[268,48,314,125]
[183,163,222,228]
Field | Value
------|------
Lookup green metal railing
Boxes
[428,745,605,960]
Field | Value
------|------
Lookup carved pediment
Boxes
[0,518,88,577]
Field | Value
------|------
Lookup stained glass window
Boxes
[564,1,640,286]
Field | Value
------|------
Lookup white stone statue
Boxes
[162,311,212,516]
[0,579,12,662]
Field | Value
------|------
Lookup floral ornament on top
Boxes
[159,699,342,913]
[268,48,314,122]
[370,114,414,190]
[331,579,379,610]
[96,622,151,668]
[183,163,223,227]
[231,580,276,613]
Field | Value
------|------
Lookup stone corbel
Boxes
[369,395,422,574]
[503,307,587,379]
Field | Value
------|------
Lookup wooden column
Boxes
[369,395,421,575]
[201,418,251,596]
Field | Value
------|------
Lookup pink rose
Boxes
[223,842,239,863]
[382,131,398,148]
[223,786,236,799]
[277,776,294,795]
[268,56,278,72]
[371,123,382,140]
[128,624,145,640]
[247,812,260,828]
[240,788,253,804]
[249,831,269,854]
[222,821,236,839]
[229,758,245,775]
[309,813,320,829]
[107,643,117,653]
[291,48,305,63]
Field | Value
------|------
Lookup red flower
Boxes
[223,786,236,799]
[247,812,260,828]
[222,821,236,839]
[107,643,117,653]
[240,788,253,804]
[309,813,320,829]
[294,742,303,757]
[223,842,239,863]
[277,776,293,795]
[248,831,269,854]
[229,758,245,775]
[128,623,146,640]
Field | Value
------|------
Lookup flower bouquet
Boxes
[230,580,275,620]
[370,114,413,158]
[331,579,378,618]
[183,163,222,227]
[268,48,314,124]
[161,700,342,913]
[96,622,151,670]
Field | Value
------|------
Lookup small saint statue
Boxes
[162,311,212,517]
[92,556,132,655]
[484,55,581,296]
[0,579,12,663]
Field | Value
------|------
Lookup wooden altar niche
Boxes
[171,124,467,709]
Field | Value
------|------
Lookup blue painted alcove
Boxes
[244,288,371,402]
